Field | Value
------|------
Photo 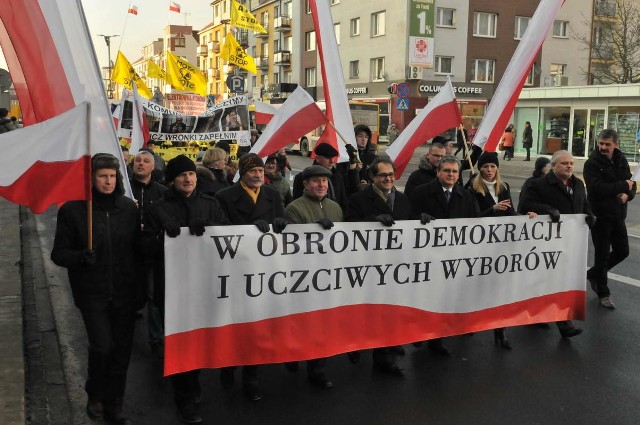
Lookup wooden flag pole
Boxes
[459,124,475,175]
[326,120,362,163]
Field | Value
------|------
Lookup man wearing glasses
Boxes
[404,139,447,197]
[409,155,480,356]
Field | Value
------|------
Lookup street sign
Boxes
[397,98,409,111]
[387,82,398,95]
[226,74,245,94]
[396,82,410,98]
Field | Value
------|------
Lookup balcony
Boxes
[274,16,292,32]
[254,25,269,38]
[235,29,250,47]
[197,45,208,56]
[274,50,291,66]
[208,41,220,54]
[595,1,616,18]
[256,56,270,70]
[207,67,220,79]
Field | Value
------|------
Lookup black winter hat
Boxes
[314,143,339,158]
[165,155,196,182]
[476,151,499,169]
[92,153,120,171]
[354,124,372,140]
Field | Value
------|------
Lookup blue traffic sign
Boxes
[396,97,409,111]
[396,82,410,98]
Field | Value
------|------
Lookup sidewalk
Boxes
[0,198,24,425]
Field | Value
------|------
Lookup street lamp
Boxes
[97,34,119,99]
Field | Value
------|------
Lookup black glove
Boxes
[548,209,561,223]
[164,221,181,238]
[585,215,596,228]
[345,144,358,164]
[420,213,435,225]
[316,218,334,230]
[272,217,288,234]
[188,218,207,236]
[81,249,96,265]
[376,214,395,227]
[254,219,270,233]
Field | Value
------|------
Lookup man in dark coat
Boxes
[292,143,360,210]
[584,129,636,309]
[522,121,533,161]
[520,150,595,338]
[345,157,411,375]
[51,153,140,425]
[354,124,378,184]
[409,154,480,355]
[215,153,288,402]
[404,140,446,198]
[145,155,230,424]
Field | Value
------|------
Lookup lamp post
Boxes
[97,34,119,99]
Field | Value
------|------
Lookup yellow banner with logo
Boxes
[111,51,153,98]
[147,60,167,81]
[221,33,257,75]
[231,0,267,33]
[165,51,208,96]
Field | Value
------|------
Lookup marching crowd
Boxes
[50,126,635,424]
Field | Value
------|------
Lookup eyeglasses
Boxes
[375,172,395,178]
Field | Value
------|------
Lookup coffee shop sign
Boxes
[419,85,483,94]
[347,87,368,95]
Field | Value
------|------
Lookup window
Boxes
[175,37,186,47]
[435,56,453,74]
[371,57,385,81]
[334,23,341,44]
[473,12,497,38]
[472,59,495,83]
[305,31,316,51]
[305,0,311,14]
[550,63,566,76]
[349,60,359,78]
[371,11,386,37]
[284,1,292,18]
[261,42,269,57]
[514,16,530,39]
[437,8,455,27]
[331,0,340,4]
[284,70,292,83]
[525,65,535,86]
[252,76,257,87]
[261,11,269,28]
[350,18,360,36]
[553,20,568,37]
[284,36,292,51]
[305,67,316,87]
[273,73,280,85]
[261,74,269,87]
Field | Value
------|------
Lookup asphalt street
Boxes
[31,149,640,425]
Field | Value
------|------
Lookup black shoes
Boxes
[177,400,203,424]
[428,339,453,356]
[220,367,234,389]
[347,351,361,364]
[86,399,104,420]
[493,329,513,350]
[560,326,583,339]
[308,374,334,389]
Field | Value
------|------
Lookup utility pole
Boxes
[97,34,119,98]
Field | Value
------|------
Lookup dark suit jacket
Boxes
[519,171,592,215]
[345,186,412,221]
[215,182,284,225]
[410,179,479,219]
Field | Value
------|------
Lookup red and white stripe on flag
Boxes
[250,86,326,158]
[0,0,133,207]
[169,2,181,13]
[254,101,279,125]
[309,0,355,162]
[128,5,138,15]
[130,82,150,154]
[473,0,565,152]
[386,78,462,178]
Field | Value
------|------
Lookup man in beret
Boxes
[145,154,229,424]
[283,165,343,389]
[215,153,288,402]
[292,143,360,210]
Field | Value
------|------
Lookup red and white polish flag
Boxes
[386,78,462,178]
[128,4,138,15]
[473,0,565,152]
[169,2,181,13]
[0,0,132,211]
[309,0,355,162]
[249,86,326,158]
[130,82,150,154]
[254,101,279,125]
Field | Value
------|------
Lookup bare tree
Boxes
[576,0,640,84]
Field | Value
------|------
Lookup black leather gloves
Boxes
[164,221,181,238]
[585,215,596,228]
[376,214,395,227]
[81,249,96,265]
[548,209,561,223]
[272,217,288,233]
[254,219,270,233]
[188,218,207,236]
[345,144,358,164]
[316,218,334,230]
[420,213,435,225]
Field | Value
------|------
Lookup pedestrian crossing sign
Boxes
[396,98,409,111]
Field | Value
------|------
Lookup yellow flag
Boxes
[231,0,267,33]
[147,60,167,81]
[165,51,208,96]
[110,51,153,98]
[221,33,257,74]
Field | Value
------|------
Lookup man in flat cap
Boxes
[215,153,288,402]
[145,154,229,424]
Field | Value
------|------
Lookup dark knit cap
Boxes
[238,153,265,175]
[476,151,499,168]
[354,124,372,139]
[165,155,196,182]
[216,140,231,154]
[314,143,339,158]
[302,165,332,179]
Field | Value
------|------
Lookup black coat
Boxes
[467,181,517,217]
[404,165,437,198]
[345,185,412,221]
[357,144,378,183]
[519,171,592,215]
[51,194,141,310]
[293,164,359,211]
[129,177,168,228]
[215,182,284,225]
[410,179,480,219]
[583,148,635,220]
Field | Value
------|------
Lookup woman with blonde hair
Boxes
[197,147,230,195]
